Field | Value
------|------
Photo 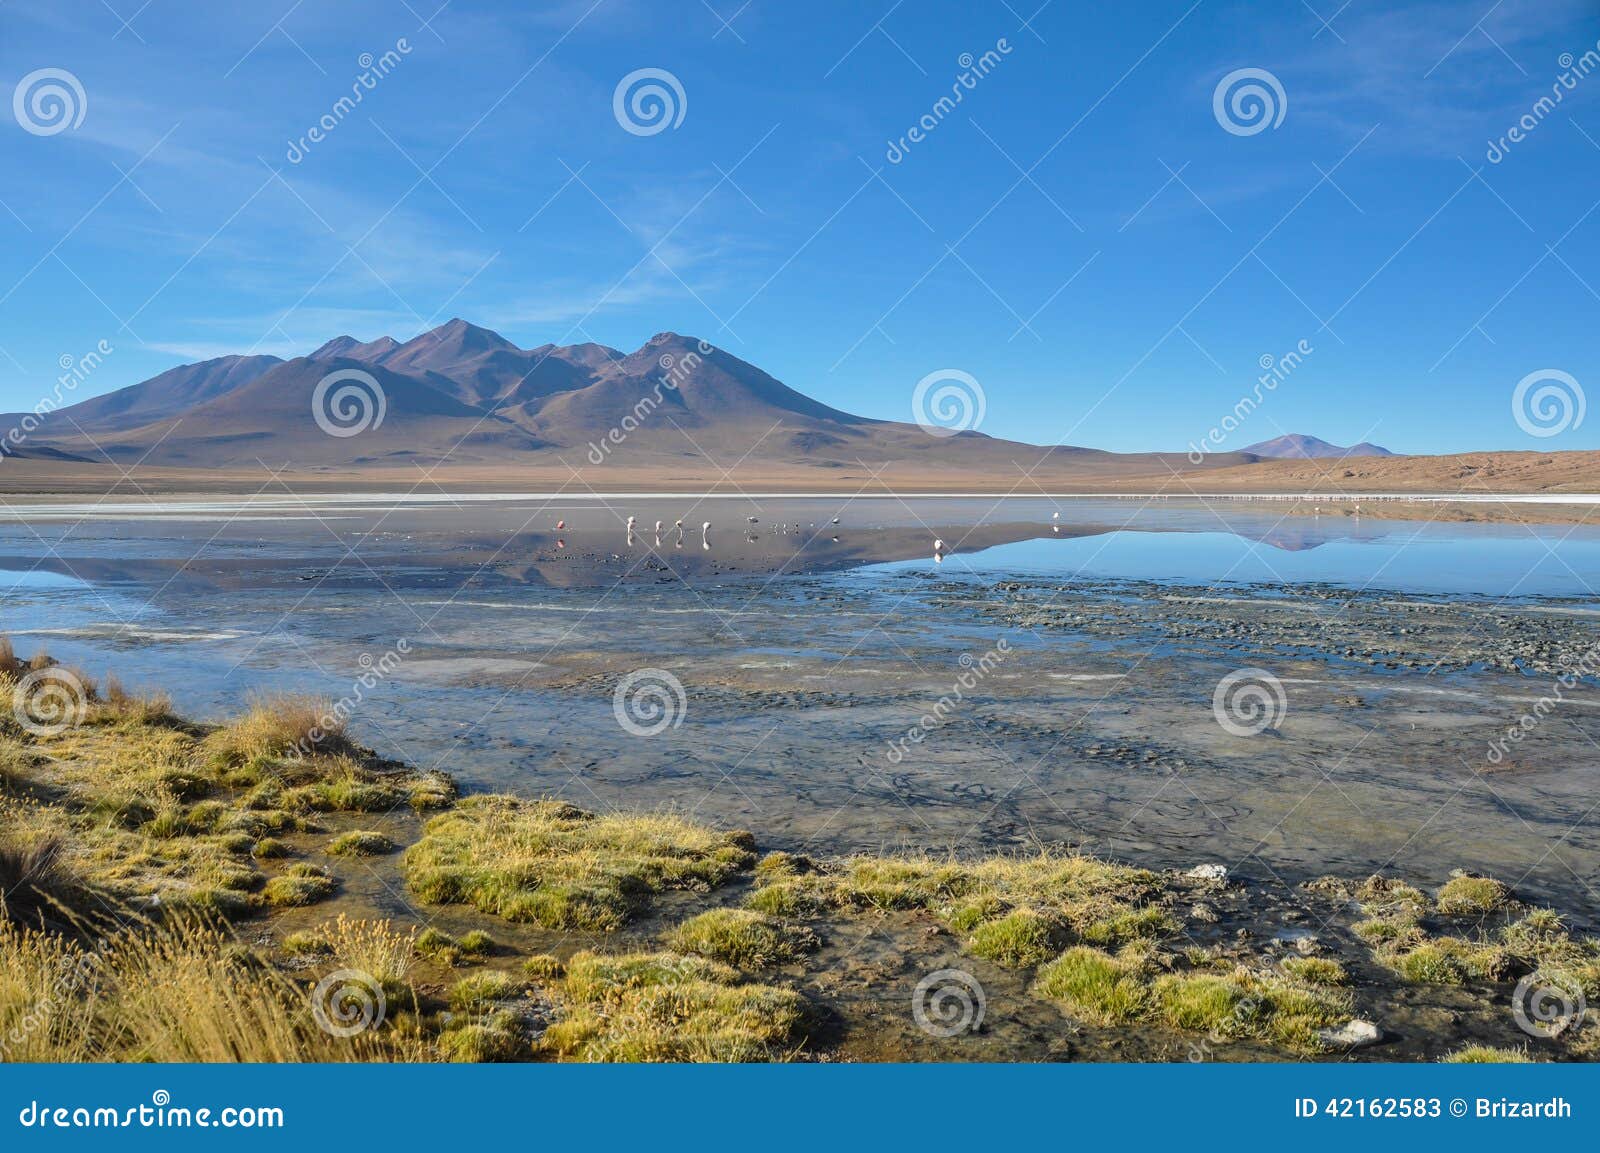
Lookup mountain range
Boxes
[2,319,1225,476]
[0,320,1433,489]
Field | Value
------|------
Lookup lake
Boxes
[3,493,1598,917]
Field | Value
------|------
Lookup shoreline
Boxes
[3,651,1596,1064]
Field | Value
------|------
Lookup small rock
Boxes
[1189,902,1220,924]
[1186,863,1229,884]
[1318,1019,1382,1049]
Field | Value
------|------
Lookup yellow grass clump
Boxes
[403,795,757,930]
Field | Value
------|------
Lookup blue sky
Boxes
[1,0,1598,454]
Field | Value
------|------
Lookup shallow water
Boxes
[2,494,1598,918]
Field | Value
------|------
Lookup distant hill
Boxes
[1240,434,1394,460]
[8,319,1214,478]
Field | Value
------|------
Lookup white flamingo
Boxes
[701,521,711,550]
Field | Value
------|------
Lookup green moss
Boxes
[448,971,520,1011]
[1034,946,1146,1025]
[946,895,1008,933]
[744,880,823,918]
[968,909,1060,968]
[262,864,335,907]
[542,951,806,1062]
[282,930,331,955]
[665,908,818,969]
[403,796,756,931]
[1153,973,1257,1034]
[1281,956,1348,986]
[754,851,813,881]
[327,830,396,856]
[291,776,402,813]
[1356,875,1429,914]
[1077,904,1176,948]
[416,928,459,960]
[438,1015,522,1062]
[1442,1045,1533,1063]
[1382,937,1511,985]
[1388,942,1466,985]
[1436,875,1510,916]
[522,954,565,980]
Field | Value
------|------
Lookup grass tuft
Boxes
[403,796,756,931]
[665,908,818,969]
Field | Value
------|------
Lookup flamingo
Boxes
[701,521,711,550]
[556,519,565,530]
